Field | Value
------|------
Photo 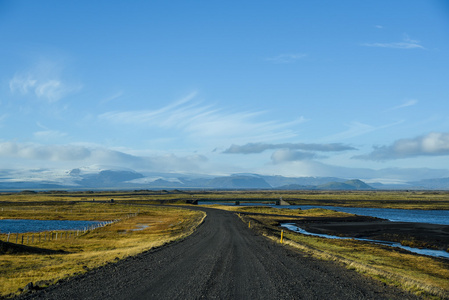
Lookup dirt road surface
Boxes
[20,206,419,300]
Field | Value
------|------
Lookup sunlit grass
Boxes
[2,189,448,209]
[1,190,448,297]
[234,209,449,299]
[182,190,449,210]
[214,205,352,217]
[0,201,205,297]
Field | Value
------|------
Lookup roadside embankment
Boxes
[232,207,449,299]
[0,203,205,298]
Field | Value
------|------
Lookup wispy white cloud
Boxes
[100,91,124,105]
[354,132,449,161]
[362,34,424,49]
[10,75,74,102]
[34,130,67,140]
[266,53,307,64]
[386,99,418,111]
[374,25,384,29]
[9,75,37,94]
[9,60,80,102]
[99,93,306,142]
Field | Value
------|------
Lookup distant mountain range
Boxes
[1,167,449,191]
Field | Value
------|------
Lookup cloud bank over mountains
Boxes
[1,2,449,188]
[355,132,449,161]
[2,83,449,184]
[223,142,356,154]
[0,141,208,174]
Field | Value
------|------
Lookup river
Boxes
[281,205,449,225]
[203,202,449,259]
[280,222,449,260]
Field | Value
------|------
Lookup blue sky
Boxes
[1,0,449,184]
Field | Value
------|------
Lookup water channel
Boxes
[280,222,449,260]
[203,202,449,225]
[280,205,449,259]
[202,202,449,259]
[283,205,449,225]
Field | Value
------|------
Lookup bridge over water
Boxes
[189,198,289,206]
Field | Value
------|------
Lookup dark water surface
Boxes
[202,202,449,259]
[202,202,449,225]
[0,219,101,233]
[285,205,449,225]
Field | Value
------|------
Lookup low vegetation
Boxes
[194,190,449,210]
[0,189,448,298]
[2,189,448,209]
[226,206,449,299]
[0,199,205,297]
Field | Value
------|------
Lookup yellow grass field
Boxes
[226,206,449,299]
[0,200,205,297]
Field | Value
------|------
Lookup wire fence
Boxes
[0,212,138,246]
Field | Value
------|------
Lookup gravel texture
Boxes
[19,206,420,300]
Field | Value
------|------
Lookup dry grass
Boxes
[191,190,449,210]
[0,203,205,297]
[205,204,352,218]
[233,207,449,299]
[2,189,448,209]
[0,202,138,221]
[1,190,448,297]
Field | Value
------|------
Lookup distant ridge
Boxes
[278,179,374,190]
[409,177,449,190]
[1,166,448,191]
[76,170,144,188]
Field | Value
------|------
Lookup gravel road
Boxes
[20,206,419,300]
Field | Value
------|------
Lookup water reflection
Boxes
[0,219,101,233]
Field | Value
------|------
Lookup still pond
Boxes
[0,219,101,233]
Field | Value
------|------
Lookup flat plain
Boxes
[0,190,448,299]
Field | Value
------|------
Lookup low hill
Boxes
[317,179,374,190]
[275,184,316,190]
